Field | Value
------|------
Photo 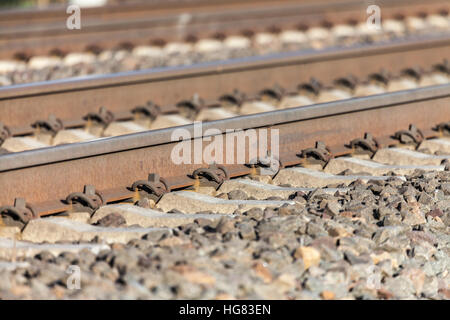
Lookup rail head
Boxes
[1,34,449,101]
[1,83,448,173]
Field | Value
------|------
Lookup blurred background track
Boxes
[1,0,449,87]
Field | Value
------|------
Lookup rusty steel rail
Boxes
[1,34,450,137]
[0,0,346,24]
[0,84,449,218]
[0,0,356,26]
[0,0,448,59]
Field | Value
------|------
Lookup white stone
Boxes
[194,39,223,53]
[164,42,193,55]
[63,52,96,66]
[0,226,21,240]
[373,148,449,166]
[254,33,278,46]
[103,121,148,137]
[2,137,49,152]
[278,95,315,109]
[427,15,449,29]
[279,30,308,44]
[354,84,386,97]
[405,16,427,31]
[0,261,30,271]
[240,101,276,115]
[224,36,250,49]
[113,50,130,61]
[0,237,110,260]
[324,157,444,175]
[52,129,98,145]
[91,204,225,227]
[21,218,170,244]
[132,45,164,58]
[419,138,450,154]
[150,114,192,130]
[157,191,295,214]
[219,179,348,200]
[419,73,449,87]
[0,60,26,74]
[273,167,406,188]
[387,78,418,92]
[98,50,114,62]
[69,0,107,8]
[356,22,382,36]
[0,75,11,86]
[66,211,91,224]
[317,89,352,103]
[331,24,356,38]
[306,27,330,41]
[196,108,237,121]
[28,56,62,70]
[382,19,406,34]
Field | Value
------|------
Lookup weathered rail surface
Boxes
[0,0,363,26]
[1,35,449,136]
[0,84,448,217]
[0,0,347,24]
[0,0,448,60]
[0,0,449,302]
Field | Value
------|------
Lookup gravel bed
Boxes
[0,169,449,299]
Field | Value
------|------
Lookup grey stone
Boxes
[227,190,248,200]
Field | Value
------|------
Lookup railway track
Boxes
[0,0,363,27]
[0,81,449,216]
[0,82,449,299]
[0,0,449,65]
[1,34,449,152]
[0,0,449,301]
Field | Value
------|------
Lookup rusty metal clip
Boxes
[213,32,227,41]
[393,124,424,145]
[193,164,229,188]
[349,133,379,156]
[298,141,332,166]
[132,101,160,120]
[298,78,322,96]
[433,60,449,74]
[401,67,423,81]
[259,84,285,101]
[368,70,390,86]
[248,151,281,175]
[0,198,37,227]
[334,75,358,91]
[436,122,450,136]
[32,114,63,135]
[268,25,282,34]
[177,94,205,119]
[66,185,104,212]
[83,107,114,126]
[241,29,255,37]
[131,173,168,201]
[220,89,247,107]
[0,122,11,146]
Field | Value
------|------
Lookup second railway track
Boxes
[1,34,450,151]
[0,0,449,75]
